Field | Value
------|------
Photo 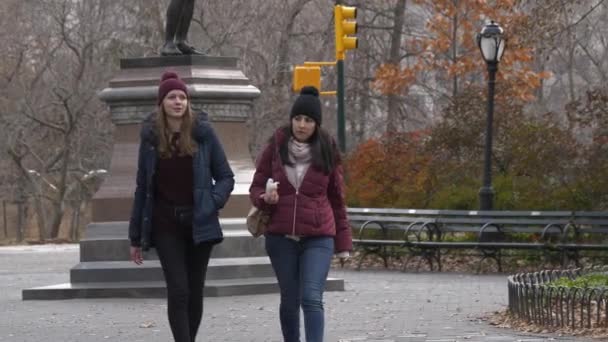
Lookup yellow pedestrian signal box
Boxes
[334,5,358,60]
[292,65,321,93]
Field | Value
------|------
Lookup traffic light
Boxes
[334,5,358,60]
[292,65,321,93]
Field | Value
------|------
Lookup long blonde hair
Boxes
[155,105,197,158]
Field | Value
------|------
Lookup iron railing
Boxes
[508,266,608,329]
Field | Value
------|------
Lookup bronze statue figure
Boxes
[160,0,204,56]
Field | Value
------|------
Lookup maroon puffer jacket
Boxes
[249,128,352,253]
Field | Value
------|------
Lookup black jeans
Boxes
[153,228,213,342]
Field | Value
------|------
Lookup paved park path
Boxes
[0,244,595,342]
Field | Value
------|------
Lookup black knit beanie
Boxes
[290,86,322,125]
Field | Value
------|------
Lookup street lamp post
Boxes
[476,21,505,211]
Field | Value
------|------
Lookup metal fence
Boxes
[508,266,608,329]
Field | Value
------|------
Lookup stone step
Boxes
[80,227,266,262]
[70,257,275,283]
[22,277,345,300]
[85,219,247,238]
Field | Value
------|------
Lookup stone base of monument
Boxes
[22,220,345,300]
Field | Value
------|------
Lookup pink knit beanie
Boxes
[157,71,188,105]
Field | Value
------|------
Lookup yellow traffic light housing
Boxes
[292,65,321,93]
[334,5,358,60]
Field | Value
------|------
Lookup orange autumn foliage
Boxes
[373,0,550,102]
[344,131,434,207]
[374,63,418,95]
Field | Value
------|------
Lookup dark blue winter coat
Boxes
[128,112,235,250]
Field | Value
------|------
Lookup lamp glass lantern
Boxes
[477,21,505,63]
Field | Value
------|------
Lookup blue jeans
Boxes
[265,234,334,342]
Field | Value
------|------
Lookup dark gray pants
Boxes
[153,228,213,342]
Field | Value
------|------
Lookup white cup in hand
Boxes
[264,178,279,204]
[266,178,279,193]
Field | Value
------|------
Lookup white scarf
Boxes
[285,138,312,191]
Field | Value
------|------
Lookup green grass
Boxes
[549,273,608,288]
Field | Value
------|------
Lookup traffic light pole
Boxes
[292,5,355,153]
[334,4,356,153]
[337,59,346,152]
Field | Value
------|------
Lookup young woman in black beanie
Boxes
[129,71,234,342]
[249,86,353,342]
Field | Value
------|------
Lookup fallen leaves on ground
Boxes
[485,310,608,339]
[331,250,581,274]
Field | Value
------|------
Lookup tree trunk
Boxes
[252,0,312,154]
[70,202,82,241]
[50,134,71,239]
[560,1,577,102]
[451,0,458,98]
[273,0,312,88]
[2,201,7,238]
[32,196,47,241]
[354,45,371,144]
[386,0,407,133]
[16,200,24,242]
[48,201,64,239]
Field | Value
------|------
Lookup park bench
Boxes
[558,211,608,266]
[348,209,438,269]
[414,210,572,272]
[347,208,608,272]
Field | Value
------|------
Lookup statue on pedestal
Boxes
[160,0,204,56]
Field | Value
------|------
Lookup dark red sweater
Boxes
[153,133,193,231]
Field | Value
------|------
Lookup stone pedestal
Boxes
[22,56,345,300]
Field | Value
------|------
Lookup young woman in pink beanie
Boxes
[129,71,234,342]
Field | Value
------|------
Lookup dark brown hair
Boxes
[277,124,340,174]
